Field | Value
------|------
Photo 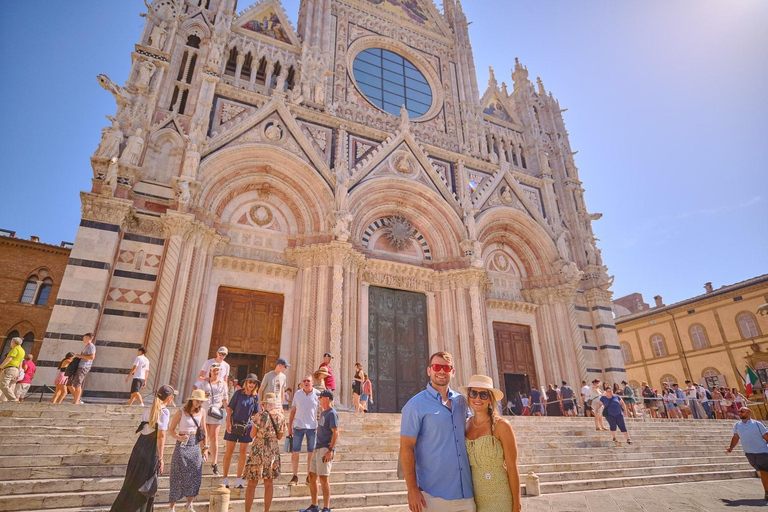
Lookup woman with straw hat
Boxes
[461,374,521,512]
[167,389,208,512]
[244,393,286,512]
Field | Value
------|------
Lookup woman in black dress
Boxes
[545,384,562,416]
[110,384,177,512]
[352,362,363,412]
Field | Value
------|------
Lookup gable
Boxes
[233,0,300,48]
[482,92,523,128]
[201,98,333,185]
[354,0,453,39]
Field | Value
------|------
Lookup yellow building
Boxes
[614,275,768,395]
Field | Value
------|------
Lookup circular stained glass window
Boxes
[352,48,433,118]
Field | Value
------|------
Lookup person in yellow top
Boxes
[0,337,25,401]
[462,374,522,512]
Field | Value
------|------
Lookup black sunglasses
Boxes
[468,389,491,400]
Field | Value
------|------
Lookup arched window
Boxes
[620,342,633,364]
[35,278,52,306]
[702,368,723,389]
[19,276,38,304]
[661,374,677,389]
[689,324,709,350]
[21,332,35,356]
[169,35,200,114]
[737,312,760,339]
[650,334,667,357]
[2,331,19,360]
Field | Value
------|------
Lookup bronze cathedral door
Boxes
[209,287,283,384]
[368,287,429,413]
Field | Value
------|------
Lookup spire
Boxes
[511,57,529,91]
[537,76,546,95]
[488,66,497,89]
[501,81,509,97]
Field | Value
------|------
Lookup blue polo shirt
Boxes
[734,419,768,454]
[400,383,473,500]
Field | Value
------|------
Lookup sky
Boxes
[0,1,766,306]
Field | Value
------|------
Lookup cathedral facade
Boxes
[37,0,623,410]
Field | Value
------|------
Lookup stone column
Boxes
[170,230,224,389]
[143,212,195,389]
[358,283,370,373]
[524,281,582,387]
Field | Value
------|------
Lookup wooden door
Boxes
[368,287,429,413]
[493,322,537,404]
[209,287,283,384]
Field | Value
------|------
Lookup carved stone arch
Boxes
[362,216,432,262]
[6,320,36,337]
[476,208,558,277]
[181,18,212,41]
[144,128,185,183]
[197,144,333,240]
[348,178,464,263]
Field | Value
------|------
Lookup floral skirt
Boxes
[243,442,281,480]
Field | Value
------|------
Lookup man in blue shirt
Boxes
[727,407,768,501]
[400,351,475,512]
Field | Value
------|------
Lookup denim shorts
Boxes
[292,427,317,453]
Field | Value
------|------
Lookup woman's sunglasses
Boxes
[430,364,453,373]
[468,389,491,400]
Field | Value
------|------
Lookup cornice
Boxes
[0,238,71,255]
[213,255,298,280]
[616,275,768,326]
[486,298,539,315]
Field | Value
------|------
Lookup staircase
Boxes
[0,402,757,511]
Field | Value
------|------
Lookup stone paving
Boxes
[522,478,768,511]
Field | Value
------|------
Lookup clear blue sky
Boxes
[1,1,766,305]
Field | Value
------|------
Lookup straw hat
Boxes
[459,374,504,401]
[314,367,330,379]
[262,392,281,409]
[187,389,209,402]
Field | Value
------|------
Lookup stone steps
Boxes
[0,402,759,511]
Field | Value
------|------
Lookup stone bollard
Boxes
[525,470,541,497]
[209,485,231,512]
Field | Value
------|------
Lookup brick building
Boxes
[0,229,71,363]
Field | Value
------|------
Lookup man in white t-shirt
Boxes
[581,380,592,417]
[198,346,231,396]
[126,347,150,406]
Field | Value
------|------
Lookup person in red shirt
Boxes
[16,354,36,402]
[318,353,335,391]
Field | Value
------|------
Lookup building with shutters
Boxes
[36,0,624,408]
[615,275,768,393]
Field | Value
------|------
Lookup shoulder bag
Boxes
[207,382,224,420]
[190,413,206,444]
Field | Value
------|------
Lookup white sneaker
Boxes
[235,477,244,488]
[186,505,195,512]
[221,477,229,488]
